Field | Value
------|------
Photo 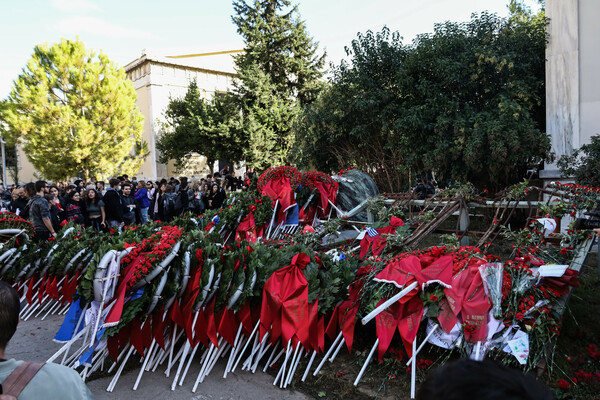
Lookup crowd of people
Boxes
[0,170,255,242]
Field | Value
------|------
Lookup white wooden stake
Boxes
[328,335,346,362]
[406,325,439,366]
[133,341,156,390]
[284,343,301,387]
[353,338,379,387]
[232,320,260,372]
[361,282,418,325]
[410,339,417,399]
[223,324,244,378]
[313,331,343,376]
[179,342,202,386]
[171,341,190,390]
[301,350,317,382]
[263,340,282,372]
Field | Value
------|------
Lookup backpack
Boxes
[163,193,176,216]
[174,192,183,213]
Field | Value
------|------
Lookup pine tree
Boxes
[2,39,146,181]
[232,0,325,169]
[156,1,324,171]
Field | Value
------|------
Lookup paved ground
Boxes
[8,313,310,400]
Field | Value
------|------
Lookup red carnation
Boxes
[556,379,570,390]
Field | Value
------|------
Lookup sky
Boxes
[0,0,541,100]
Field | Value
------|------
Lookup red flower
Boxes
[587,344,600,360]
[515,312,524,320]
[463,324,476,335]
[556,379,570,390]
[429,295,439,301]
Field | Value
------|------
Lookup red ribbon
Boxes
[314,181,338,216]
[104,254,146,327]
[261,176,297,223]
[26,276,37,305]
[218,308,239,347]
[152,306,166,350]
[235,212,257,243]
[60,272,80,304]
[260,253,310,346]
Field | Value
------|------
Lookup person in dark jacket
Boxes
[151,182,166,221]
[65,191,85,226]
[45,193,62,234]
[206,183,226,210]
[162,184,176,222]
[103,178,124,228]
[49,185,66,223]
[120,183,136,225]
[174,177,190,217]
[9,186,28,216]
[84,188,105,231]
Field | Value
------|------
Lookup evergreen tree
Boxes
[157,80,245,170]
[157,1,325,172]
[2,39,146,181]
[232,0,325,169]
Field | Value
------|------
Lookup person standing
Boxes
[207,182,225,210]
[27,181,56,242]
[96,181,106,198]
[84,188,105,231]
[161,184,176,222]
[44,193,62,234]
[151,182,165,221]
[103,178,124,228]
[120,183,136,225]
[9,186,28,216]
[65,191,84,226]
[0,281,94,399]
[134,180,150,224]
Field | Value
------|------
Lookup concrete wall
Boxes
[543,0,600,179]
[578,0,600,143]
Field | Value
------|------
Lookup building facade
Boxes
[124,51,237,181]
[12,50,237,183]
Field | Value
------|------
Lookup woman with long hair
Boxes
[152,182,166,221]
[65,190,85,226]
[84,188,105,231]
[49,185,66,222]
[207,182,225,210]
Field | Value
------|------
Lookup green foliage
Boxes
[156,80,245,169]
[2,39,146,181]
[232,0,325,169]
[557,135,600,186]
[157,1,325,171]
[295,13,549,192]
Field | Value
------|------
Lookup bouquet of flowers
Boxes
[257,166,302,193]
[0,211,35,238]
